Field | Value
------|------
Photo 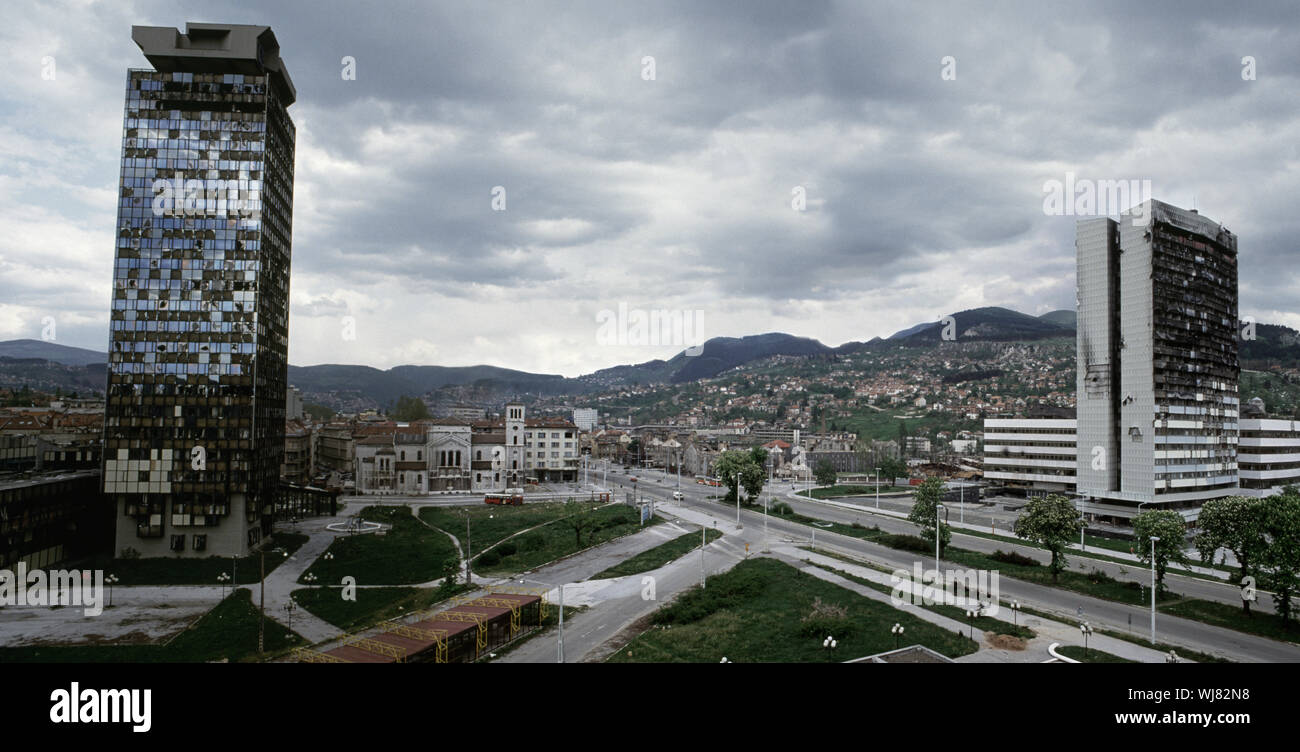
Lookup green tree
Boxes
[878,456,907,485]
[907,477,950,556]
[1012,494,1080,582]
[560,499,597,548]
[714,450,766,503]
[304,402,336,422]
[897,421,908,458]
[390,395,431,421]
[1259,489,1300,627]
[1132,510,1189,595]
[1194,496,1266,615]
[814,460,837,486]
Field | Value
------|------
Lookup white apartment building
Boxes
[982,418,1078,493]
[1238,418,1300,497]
[573,408,598,432]
[469,403,579,491]
[983,416,1300,513]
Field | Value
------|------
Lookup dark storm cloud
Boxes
[3,0,1299,371]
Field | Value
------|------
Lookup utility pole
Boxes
[1149,536,1160,645]
[465,512,473,584]
[736,471,742,525]
[557,583,565,663]
[700,527,706,589]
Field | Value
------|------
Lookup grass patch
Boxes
[954,526,1235,580]
[74,532,310,586]
[807,559,1036,640]
[1158,599,1300,644]
[1013,603,1231,663]
[593,528,723,579]
[0,588,302,663]
[291,582,472,633]
[607,558,977,662]
[475,504,660,575]
[1057,645,1138,663]
[940,547,1181,609]
[419,501,602,555]
[300,506,458,586]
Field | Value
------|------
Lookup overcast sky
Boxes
[2,0,1299,376]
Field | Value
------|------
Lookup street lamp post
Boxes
[934,503,946,576]
[874,467,881,509]
[965,606,982,640]
[258,547,288,655]
[217,572,230,601]
[1149,535,1160,645]
[1010,600,1021,628]
[891,623,904,649]
[105,573,119,608]
[1079,621,1093,658]
[464,510,474,585]
[735,471,742,526]
[283,600,297,633]
[700,526,706,589]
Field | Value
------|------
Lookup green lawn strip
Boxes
[951,526,1236,581]
[804,546,1232,663]
[74,532,310,586]
[1056,645,1138,663]
[803,558,1036,640]
[607,558,978,663]
[479,605,587,662]
[593,528,723,579]
[0,588,302,663]
[300,506,458,586]
[1012,603,1230,663]
[1157,598,1300,645]
[475,504,663,575]
[787,512,1274,647]
[291,583,473,633]
[418,500,602,554]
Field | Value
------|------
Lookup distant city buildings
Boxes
[102,23,297,556]
[983,414,1300,502]
[349,403,579,494]
[572,407,598,432]
[286,385,304,421]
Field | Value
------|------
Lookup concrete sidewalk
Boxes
[789,547,1181,663]
[786,490,1230,581]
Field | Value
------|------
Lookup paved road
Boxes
[335,471,1299,662]
[619,466,1300,663]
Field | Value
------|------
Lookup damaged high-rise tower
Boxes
[102,24,296,557]
[1076,200,1239,520]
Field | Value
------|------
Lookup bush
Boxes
[653,567,768,625]
[476,551,501,567]
[879,533,932,553]
[991,550,1040,567]
[797,597,856,639]
[519,534,544,551]
[496,541,517,557]
[772,502,793,516]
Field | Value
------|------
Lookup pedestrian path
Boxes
[787,489,1230,580]
[786,547,1181,663]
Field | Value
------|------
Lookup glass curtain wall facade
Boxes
[103,24,295,557]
